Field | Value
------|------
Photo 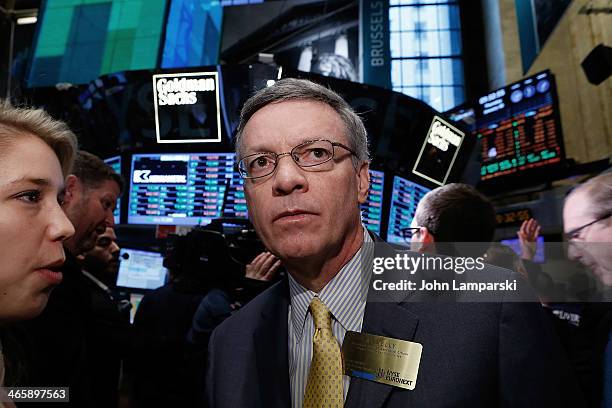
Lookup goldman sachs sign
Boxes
[152,71,221,144]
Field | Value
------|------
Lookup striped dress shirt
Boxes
[288,228,374,408]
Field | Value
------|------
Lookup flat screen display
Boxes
[116,248,167,290]
[386,176,431,246]
[104,155,121,224]
[447,70,564,183]
[152,71,222,144]
[128,153,236,225]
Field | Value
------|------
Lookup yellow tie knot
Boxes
[309,297,333,331]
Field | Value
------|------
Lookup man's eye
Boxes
[250,156,272,169]
[97,238,111,247]
[309,148,330,159]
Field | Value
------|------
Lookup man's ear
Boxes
[356,161,370,205]
[421,227,435,244]
[63,175,80,207]
[420,227,436,252]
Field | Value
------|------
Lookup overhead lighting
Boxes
[16,16,37,25]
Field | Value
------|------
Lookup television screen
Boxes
[412,115,465,186]
[28,0,167,87]
[128,152,236,225]
[361,169,385,235]
[152,70,222,144]
[221,1,360,82]
[500,236,546,264]
[161,0,222,69]
[386,176,431,246]
[104,155,121,224]
[116,248,167,290]
[446,70,564,184]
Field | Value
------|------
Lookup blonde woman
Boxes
[0,101,76,395]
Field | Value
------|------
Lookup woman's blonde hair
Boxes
[0,100,78,176]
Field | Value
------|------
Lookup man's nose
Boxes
[109,241,120,256]
[272,155,308,196]
[567,241,582,262]
[105,210,115,228]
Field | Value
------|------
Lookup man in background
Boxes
[563,172,612,407]
[408,183,496,257]
[79,226,132,408]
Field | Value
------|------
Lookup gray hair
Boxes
[567,172,612,220]
[0,100,78,176]
[235,78,370,166]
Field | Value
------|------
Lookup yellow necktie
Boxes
[303,297,344,408]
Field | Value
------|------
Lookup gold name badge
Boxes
[342,331,422,390]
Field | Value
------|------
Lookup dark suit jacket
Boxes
[207,243,584,407]
[129,282,204,408]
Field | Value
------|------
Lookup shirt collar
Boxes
[288,227,374,343]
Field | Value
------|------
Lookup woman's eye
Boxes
[17,190,42,203]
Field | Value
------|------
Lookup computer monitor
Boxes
[127,152,236,225]
[361,169,384,235]
[446,70,565,185]
[500,236,546,264]
[116,248,168,290]
[386,176,431,246]
[104,155,121,224]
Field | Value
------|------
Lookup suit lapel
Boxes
[253,281,291,408]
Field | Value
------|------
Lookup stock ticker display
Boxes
[128,153,245,226]
[447,71,563,182]
[386,176,431,246]
[361,170,384,235]
[104,155,121,224]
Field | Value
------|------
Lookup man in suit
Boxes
[207,78,581,407]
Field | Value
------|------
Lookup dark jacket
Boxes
[128,282,203,408]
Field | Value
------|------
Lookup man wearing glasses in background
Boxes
[564,172,612,287]
[563,172,612,407]
[206,78,581,407]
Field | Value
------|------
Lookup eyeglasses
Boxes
[402,227,421,240]
[237,139,357,179]
[564,213,611,241]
